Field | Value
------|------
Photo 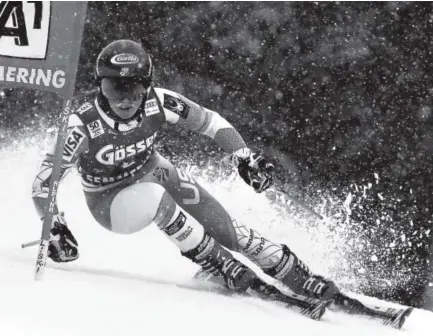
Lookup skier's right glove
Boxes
[47,212,79,263]
[230,148,275,193]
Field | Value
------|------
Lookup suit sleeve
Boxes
[154,87,247,153]
[31,114,89,219]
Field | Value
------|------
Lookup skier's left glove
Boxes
[230,148,275,193]
[47,212,79,263]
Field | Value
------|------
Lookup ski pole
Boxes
[271,188,324,220]
[22,240,41,249]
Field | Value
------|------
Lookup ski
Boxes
[333,292,413,329]
[194,271,332,321]
[51,261,332,321]
[246,277,333,321]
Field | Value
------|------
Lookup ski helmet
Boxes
[96,39,153,101]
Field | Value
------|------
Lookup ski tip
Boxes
[384,307,414,330]
[399,307,414,328]
[404,307,414,316]
[303,299,334,321]
[324,299,334,312]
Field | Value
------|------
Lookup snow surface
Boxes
[0,138,431,335]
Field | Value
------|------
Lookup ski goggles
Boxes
[100,77,147,101]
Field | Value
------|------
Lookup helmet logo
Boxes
[119,67,129,76]
[110,53,139,65]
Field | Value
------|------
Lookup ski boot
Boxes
[186,234,332,320]
[264,244,340,300]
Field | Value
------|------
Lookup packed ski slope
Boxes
[0,136,430,335]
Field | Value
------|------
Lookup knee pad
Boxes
[110,182,166,234]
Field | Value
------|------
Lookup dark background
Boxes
[1,2,432,310]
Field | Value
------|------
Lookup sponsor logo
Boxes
[0,1,50,59]
[121,160,135,169]
[0,66,66,88]
[63,127,85,162]
[163,93,189,118]
[195,233,214,259]
[243,229,255,251]
[86,119,104,139]
[59,102,71,129]
[275,254,289,274]
[273,254,294,280]
[110,53,139,65]
[164,212,186,236]
[36,240,48,271]
[144,98,160,116]
[175,167,200,205]
[153,167,169,183]
[251,237,266,257]
[83,163,144,186]
[95,132,156,165]
[76,102,92,114]
[48,180,59,212]
[176,168,196,184]
[176,226,193,242]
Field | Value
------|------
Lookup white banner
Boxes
[0,1,87,95]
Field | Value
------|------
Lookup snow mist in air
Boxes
[0,130,427,300]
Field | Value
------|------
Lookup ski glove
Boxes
[230,148,275,193]
[48,212,79,263]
